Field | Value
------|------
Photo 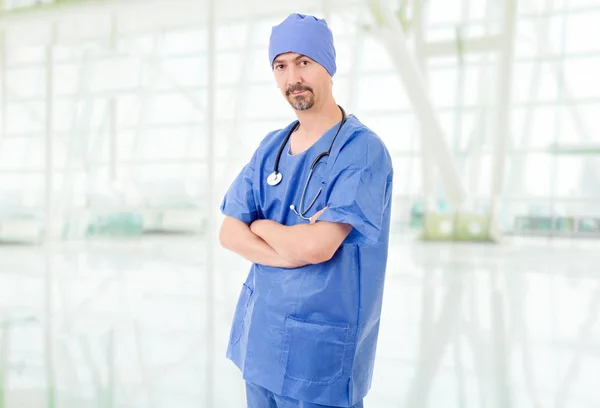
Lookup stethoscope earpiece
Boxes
[290,204,310,221]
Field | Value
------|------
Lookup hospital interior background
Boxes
[0,0,599,407]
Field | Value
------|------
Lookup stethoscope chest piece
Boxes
[267,105,346,220]
[267,171,282,186]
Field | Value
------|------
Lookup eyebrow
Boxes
[273,55,306,65]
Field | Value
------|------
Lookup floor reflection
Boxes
[0,234,598,407]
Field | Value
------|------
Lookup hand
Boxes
[309,206,328,224]
[250,219,264,234]
[250,219,274,235]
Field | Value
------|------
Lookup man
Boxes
[219,13,394,408]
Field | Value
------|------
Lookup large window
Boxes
[1,2,598,236]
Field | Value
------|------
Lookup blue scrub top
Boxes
[220,114,394,407]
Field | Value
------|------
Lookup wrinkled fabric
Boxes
[220,114,393,407]
[246,381,364,408]
[269,13,337,77]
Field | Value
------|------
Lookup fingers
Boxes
[309,206,329,224]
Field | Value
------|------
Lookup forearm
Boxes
[219,217,307,268]
[250,220,321,264]
[231,232,304,268]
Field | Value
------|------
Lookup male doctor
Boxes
[219,13,394,408]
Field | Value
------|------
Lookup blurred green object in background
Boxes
[85,213,144,237]
[421,211,495,242]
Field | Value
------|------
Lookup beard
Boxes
[286,84,315,111]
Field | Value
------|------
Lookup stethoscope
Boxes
[266,105,347,220]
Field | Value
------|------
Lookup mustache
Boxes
[286,84,313,96]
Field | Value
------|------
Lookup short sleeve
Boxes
[317,136,393,245]
[220,149,259,225]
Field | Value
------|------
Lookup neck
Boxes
[295,98,342,137]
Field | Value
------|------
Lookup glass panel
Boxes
[361,36,395,74]
[163,28,207,54]
[390,156,421,196]
[506,153,554,197]
[89,57,142,92]
[153,56,206,90]
[217,21,251,49]
[147,93,203,124]
[428,67,459,108]
[512,61,559,103]
[456,110,478,152]
[426,0,465,25]
[243,84,293,119]
[216,52,246,86]
[0,138,35,169]
[250,17,285,47]
[560,104,600,143]
[54,63,80,96]
[249,49,276,83]
[359,113,419,153]
[5,67,45,98]
[332,39,353,77]
[475,153,493,197]
[563,57,600,99]
[355,73,410,111]
[137,128,191,160]
[565,11,600,53]
[6,102,45,134]
[56,13,111,42]
[515,16,564,58]
[511,106,561,149]
[5,45,45,66]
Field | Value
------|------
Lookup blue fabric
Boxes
[246,381,277,408]
[269,13,337,77]
[246,381,364,408]
[220,114,393,407]
[220,148,260,225]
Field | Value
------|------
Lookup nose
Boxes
[286,64,302,86]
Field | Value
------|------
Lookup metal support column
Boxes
[44,23,57,406]
[44,254,56,408]
[489,0,517,226]
[466,0,495,204]
[412,0,435,212]
[109,12,118,184]
[109,98,117,182]
[489,266,512,408]
[205,0,216,407]
[367,0,468,207]
[44,23,57,240]
[0,318,8,408]
[344,11,364,113]
[0,29,5,144]
[322,0,332,22]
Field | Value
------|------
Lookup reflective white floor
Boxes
[0,233,599,407]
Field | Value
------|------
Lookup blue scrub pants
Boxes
[245,381,364,408]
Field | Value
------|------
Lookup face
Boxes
[272,52,332,111]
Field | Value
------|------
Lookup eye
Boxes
[274,64,284,71]
[299,60,310,66]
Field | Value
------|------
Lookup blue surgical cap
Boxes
[269,13,337,77]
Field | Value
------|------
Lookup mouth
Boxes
[287,88,312,96]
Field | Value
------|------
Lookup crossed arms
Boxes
[219,209,353,268]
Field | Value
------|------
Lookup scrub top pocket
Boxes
[279,314,350,384]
